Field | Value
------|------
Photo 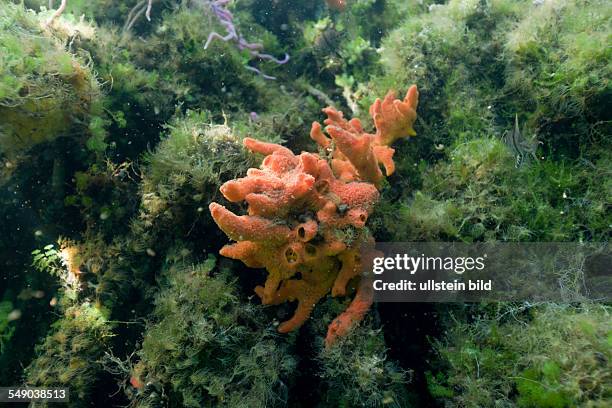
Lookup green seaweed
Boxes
[0,2,103,180]
[430,304,611,407]
[129,258,296,408]
[0,1,610,406]
[318,320,412,407]
[0,300,16,354]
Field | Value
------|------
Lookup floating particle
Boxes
[8,309,22,321]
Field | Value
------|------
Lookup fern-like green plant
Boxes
[31,244,63,277]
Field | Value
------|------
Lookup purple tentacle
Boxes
[244,65,277,80]
[204,31,236,49]
[202,0,289,79]
[255,52,290,64]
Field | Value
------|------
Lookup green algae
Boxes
[0,1,609,407]
[130,258,296,408]
[0,2,103,180]
[318,319,412,407]
[430,304,611,407]
[0,300,16,354]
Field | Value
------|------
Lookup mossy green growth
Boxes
[0,2,102,177]
[0,300,16,354]
[318,318,412,407]
[369,0,610,160]
[366,0,610,244]
[79,23,168,118]
[430,304,611,407]
[25,301,113,408]
[143,111,258,190]
[370,0,508,151]
[130,258,296,408]
[135,111,259,239]
[503,0,611,154]
[425,138,610,241]
[374,137,610,242]
[128,6,272,115]
[370,167,449,241]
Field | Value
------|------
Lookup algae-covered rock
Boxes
[73,3,305,161]
[142,111,256,195]
[0,1,609,407]
[129,258,296,408]
[425,138,610,241]
[503,0,611,154]
[374,136,611,242]
[429,304,611,407]
[0,2,102,179]
[370,0,610,159]
[366,0,611,245]
[128,5,275,115]
[25,302,113,408]
[133,110,259,248]
[319,319,413,407]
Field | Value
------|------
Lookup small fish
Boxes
[504,115,540,167]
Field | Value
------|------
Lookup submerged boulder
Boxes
[0,2,102,181]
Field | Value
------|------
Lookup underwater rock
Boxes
[136,110,259,244]
[0,2,102,182]
[129,260,296,408]
[430,303,612,407]
[318,316,412,407]
[1,1,609,406]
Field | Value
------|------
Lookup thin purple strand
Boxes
[203,0,289,79]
